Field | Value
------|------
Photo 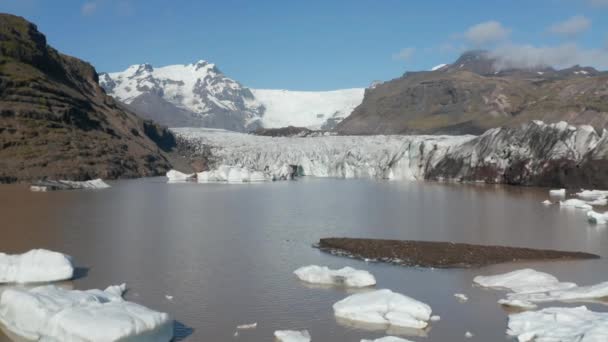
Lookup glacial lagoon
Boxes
[1,177,607,341]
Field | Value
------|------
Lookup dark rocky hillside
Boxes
[0,14,179,183]
[337,50,608,135]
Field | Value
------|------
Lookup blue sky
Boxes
[1,0,608,90]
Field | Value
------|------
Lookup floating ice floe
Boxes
[454,293,468,302]
[274,330,311,342]
[0,284,173,341]
[541,199,552,205]
[465,331,474,338]
[237,322,257,329]
[361,337,415,342]
[0,249,73,284]
[507,306,608,342]
[549,189,566,197]
[576,190,608,201]
[166,170,196,182]
[476,268,608,309]
[294,265,376,288]
[430,315,441,321]
[333,289,432,330]
[587,210,608,224]
[197,165,271,183]
[559,199,593,210]
[30,179,110,192]
[473,269,577,294]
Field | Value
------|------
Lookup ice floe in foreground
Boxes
[476,268,608,309]
[274,330,311,342]
[587,210,608,224]
[333,289,432,330]
[294,265,376,288]
[576,190,608,201]
[361,337,414,342]
[473,269,576,294]
[0,249,73,284]
[508,306,608,342]
[30,179,110,192]
[0,284,173,341]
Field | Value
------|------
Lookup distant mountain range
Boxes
[0,14,176,183]
[100,64,364,132]
[337,50,608,135]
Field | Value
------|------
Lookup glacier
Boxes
[0,249,74,284]
[0,284,173,341]
[173,121,608,187]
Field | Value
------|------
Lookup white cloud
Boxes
[488,43,608,70]
[464,21,511,46]
[392,47,416,61]
[548,15,591,37]
[81,2,98,16]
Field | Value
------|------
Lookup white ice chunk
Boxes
[559,199,593,210]
[454,293,469,302]
[294,265,376,288]
[549,189,566,197]
[501,280,608,308]
[361,337,415,342]
[587,210,608,224]
[237,322,257,329]
[0,249,73,284]
[465,331,474,338]
[166,169,195,182]
[576,190,608,201]
[473,269,577,294]
[197,165,271,183]
[30,179,110,192]
[430,315,441,321]
[507,306,608,342]
[0,284,173,341]
[333,289,432,330]
[274,330,311,342]
[542,200,552,205]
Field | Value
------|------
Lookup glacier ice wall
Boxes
[173,121,608,187]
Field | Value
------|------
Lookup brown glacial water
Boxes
[0,177,607,341]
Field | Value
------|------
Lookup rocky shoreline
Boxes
[316,238,600,268]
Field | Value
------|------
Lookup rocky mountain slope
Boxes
[174,120,608,188]
[337,50,608,135]
[100,64,365,131]
[0,14,176,183]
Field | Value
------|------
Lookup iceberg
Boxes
[166,169,196,182]
[454,293,468,302]
[30,179,110,192]
[274,330,311,342]
[576,190,608,201]
[0,284,173,341]
[0,249,73,284]
[587,210,608,224]
[333,289,432,330]
[294,265,376,288]
[507,306,608,342]
[361,337,414,342]
[559,199,593,210]
[541,200,552,205]
[476,268,608,309]
[549,188,566,197]
[473,269,577,294]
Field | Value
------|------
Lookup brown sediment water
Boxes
[317,238,600,268]
[0,177,607,341]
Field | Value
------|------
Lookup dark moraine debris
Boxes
[317,238,600,268]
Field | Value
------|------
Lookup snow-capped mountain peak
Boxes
[100,60,365,131]
[100,61,264,131]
